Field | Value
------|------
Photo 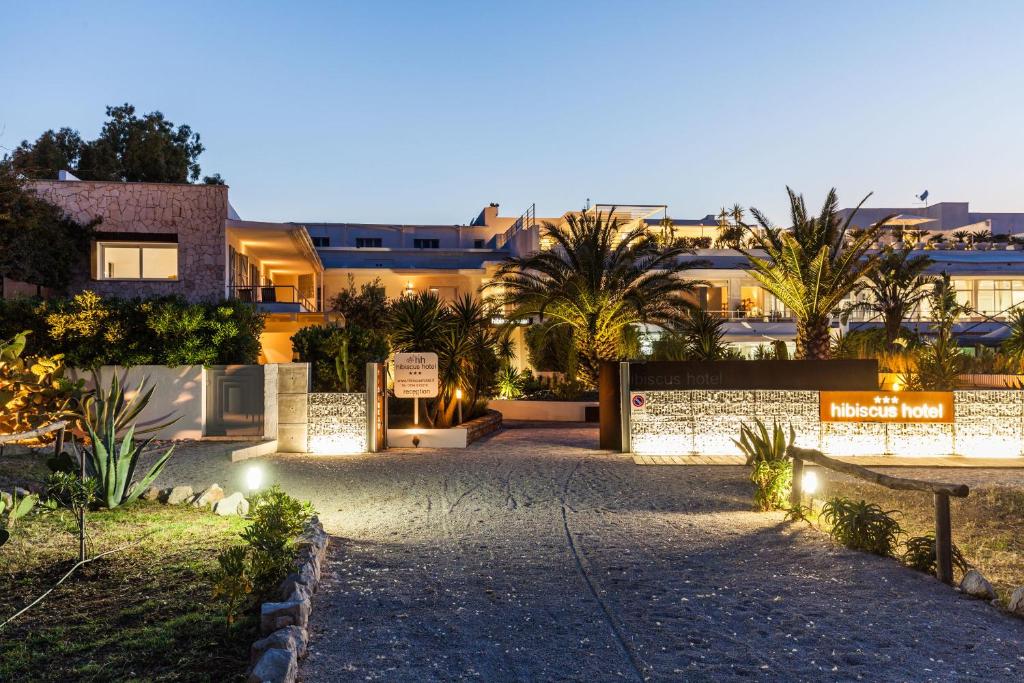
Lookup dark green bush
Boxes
[0,291,264,367]
[290,323,389,392]
[821,497,903,556]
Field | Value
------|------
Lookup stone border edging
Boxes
[463,409,502,444]
[248,516,329,683]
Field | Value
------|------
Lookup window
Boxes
[356,237,383,248]
[473,239,486,249]
[414,239,440,249]
[98,241,178,280]
[311,236,331,247]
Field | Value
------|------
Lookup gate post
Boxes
[619,361,631,453]
[366,362,379,453]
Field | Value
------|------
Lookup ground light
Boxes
[801,469,819,495]
[455,388,463,424]
[245,465,264,491]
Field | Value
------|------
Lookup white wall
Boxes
[71,365,205,440]
[489,400,597,422]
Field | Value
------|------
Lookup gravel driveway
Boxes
[144,424,1023,681]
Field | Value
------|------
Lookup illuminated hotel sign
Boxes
[820,391,954,424]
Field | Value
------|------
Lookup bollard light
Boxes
[801,470,819,495]
[455,388,463,400]
[245,465,264,491]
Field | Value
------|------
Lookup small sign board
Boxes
[630,393,647,411]
[394,352,439,398]
[820,391,954,424]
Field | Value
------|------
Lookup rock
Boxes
[13,487,31,498]
[260,599,311,635]
[140,486,162,502]
[165,485,194,505]
[1007,586,1024,615]
[250,625,308,664]
[248,647,297,683]
[192,484,225,508]
[215,492,250,516]
[960,569,996,600]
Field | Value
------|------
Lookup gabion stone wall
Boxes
[630,390,1024,457]
[307,393,367,454]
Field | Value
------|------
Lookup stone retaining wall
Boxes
[630,389,1023,457]
[463,409,503,444]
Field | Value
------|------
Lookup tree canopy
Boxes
[4,103,220,184]
[0,168,96,292]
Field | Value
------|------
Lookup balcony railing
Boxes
[229,285,316,312]
[708,309,794,322]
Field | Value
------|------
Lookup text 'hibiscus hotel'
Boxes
[829,395,947,421]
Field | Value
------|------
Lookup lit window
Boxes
[98,242,178,280]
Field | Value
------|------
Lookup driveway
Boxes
[148,424,1023,681]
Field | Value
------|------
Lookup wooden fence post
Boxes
[934,492,953,585]
[790,456,803,509]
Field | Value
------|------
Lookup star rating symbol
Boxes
[873,395,900,405]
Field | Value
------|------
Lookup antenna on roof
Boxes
[916,189,929,207]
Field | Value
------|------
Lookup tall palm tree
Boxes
[740,188,893,359]
[840,248,933,347]
[488,208,707,387]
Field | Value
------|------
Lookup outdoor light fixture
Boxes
[245,465,264,491]
[801,470,819,495]
[455,388,463,424]
[891,380,902,392]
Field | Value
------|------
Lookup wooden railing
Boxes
[786,445,970,585]
[0,420,67,451]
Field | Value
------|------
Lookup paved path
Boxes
[216,423,1016,683]
[139,426,1023,681]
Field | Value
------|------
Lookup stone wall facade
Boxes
[29,180,228,302]
[630,389,1024,458]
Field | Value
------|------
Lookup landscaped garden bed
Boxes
[816,476,1024,602]
[0,503,255,681]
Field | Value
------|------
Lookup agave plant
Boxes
[902,533,969,576]
[740,189,893,359]
[821,497,902,556]
[734,418,795,511]
[76,371,177,437]
[75,374,176,509]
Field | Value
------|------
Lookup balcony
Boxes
[708,308,794,322]
[229,285,317,313]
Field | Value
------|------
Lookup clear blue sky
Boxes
[2,1,1022,225]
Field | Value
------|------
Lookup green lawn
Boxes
[0,502,255,682]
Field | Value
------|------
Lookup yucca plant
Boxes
[495,365,525,399]
[820,497,902,556]
[902,533,969,577]
[75,375,175,509]
[678,308,728,361]
[734,418,795,511]
[740,189,893,359]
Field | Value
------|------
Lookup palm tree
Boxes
[909,274,970,390]
[740,188,893,359]
[714,204,746,249]
[679,308,728,361]
[840,248,933,347]
[488,208,707,387]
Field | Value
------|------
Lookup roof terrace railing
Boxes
[498,203,536,249]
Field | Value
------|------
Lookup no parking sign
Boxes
[630,393,647,412]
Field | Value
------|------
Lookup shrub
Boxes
[0,292,264,368]
[212,546,253,626]
[821,497,903,556]
[291,323,389,393]
[0,330,82,436]
[241,486,314,594]
[901,534,970,576]
[734,419,794,511]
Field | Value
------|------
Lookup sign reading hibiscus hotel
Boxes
[820,391,954,424]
